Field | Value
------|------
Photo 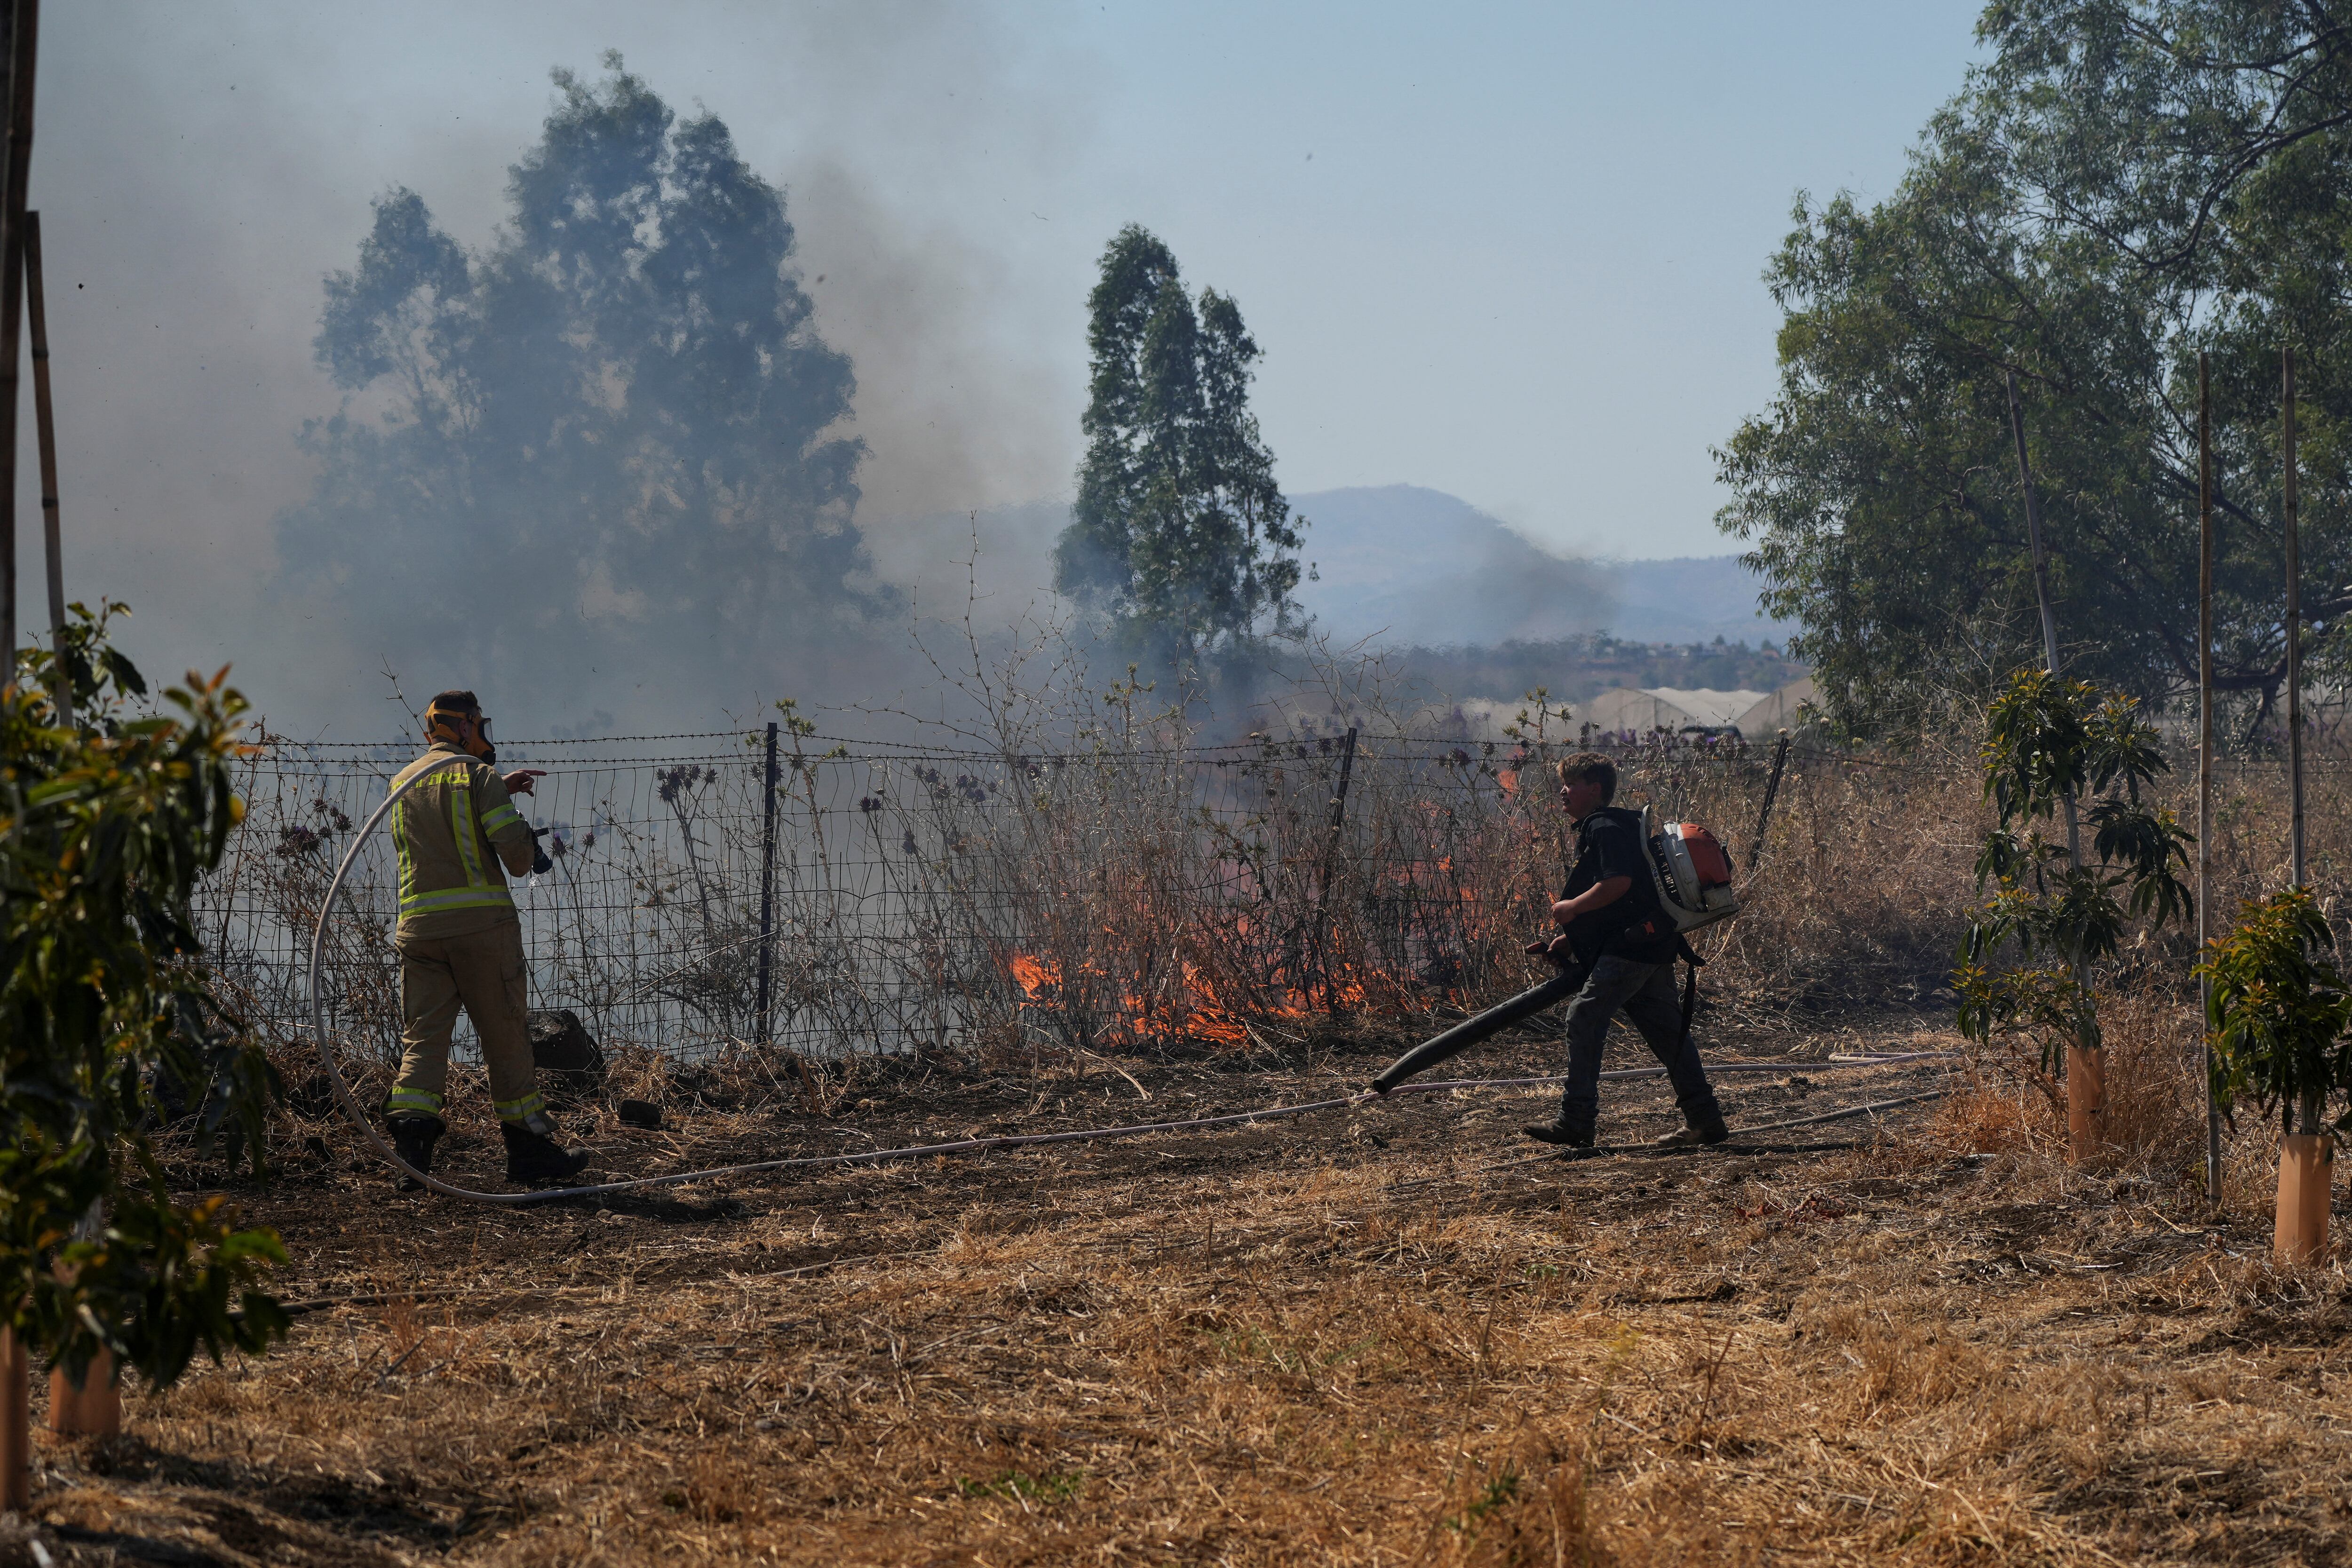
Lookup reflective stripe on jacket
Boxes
[389,743,536,939]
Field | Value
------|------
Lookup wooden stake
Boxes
[2284,347,2304,889]
[2200,352,2222,1207]
[25,209,64,725]
[1750,730,1791,856]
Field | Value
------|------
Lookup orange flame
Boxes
[1009,953,1055,998]
[1008,946,1377,1048]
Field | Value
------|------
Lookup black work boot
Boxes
[387,1115,445,1192]
[1652,1108,1731,1148]
[501,1114,592,1185]
[1523,1117,1596,1149]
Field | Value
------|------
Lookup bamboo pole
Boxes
[2284,347,2304,890]
[2005,375,2065,676]
[2277,347,2329,1261]
[0,4,10,691]
[2008,371,2098,1158]
[2200,352,2221,1207]
[0,2,36,1507]
[0,0,32,692]
[26,209,64,725]
[2006,374,2081,860]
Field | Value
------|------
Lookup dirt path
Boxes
[13,1032,2344,1565]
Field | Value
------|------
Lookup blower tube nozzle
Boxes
[1370,968,1586,1094]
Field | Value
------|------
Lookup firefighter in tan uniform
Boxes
[383,691,592,1188]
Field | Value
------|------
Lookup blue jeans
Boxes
[1557,955,1722,1138]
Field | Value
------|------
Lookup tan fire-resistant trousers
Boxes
[389,920,546,1124]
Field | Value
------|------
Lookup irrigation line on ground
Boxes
[278,1248,928,1317]
[1390,1087,1956,1191]
[1397,1052,1954,1096]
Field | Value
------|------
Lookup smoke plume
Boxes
[25,3,1091,739]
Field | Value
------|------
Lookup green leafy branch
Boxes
[2200,887,2352,1140]
[1957,668,2192,1084]
[1,606,289,1388]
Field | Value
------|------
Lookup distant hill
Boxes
[862,483,1796,651]
[1287,484,1795,649]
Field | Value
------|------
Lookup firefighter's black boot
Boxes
[387,1115,445,1192]
[501,1114,592,1185]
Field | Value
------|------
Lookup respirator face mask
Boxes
[427,707,495,766]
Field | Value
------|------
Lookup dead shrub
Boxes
[1933,983,2207,1183]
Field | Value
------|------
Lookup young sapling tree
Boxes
[1,605,290,1478]
[1955,668,2193,1158]
[2201,887,2352,1257]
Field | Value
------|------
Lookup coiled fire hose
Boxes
[308,770,1951,1205]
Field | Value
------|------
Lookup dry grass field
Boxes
[13,744,2346,1565]
[7,1001,2347,1568]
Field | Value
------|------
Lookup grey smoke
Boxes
[22,4,1090,738]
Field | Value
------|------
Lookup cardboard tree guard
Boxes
[2276,1133,2333,1265]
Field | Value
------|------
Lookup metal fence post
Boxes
[1750,731,1791,862]
[1327,725,1359,831]
[1310,726,1360,1010]
[755,720,779,1044]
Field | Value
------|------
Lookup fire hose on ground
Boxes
[308,770,1955,1207]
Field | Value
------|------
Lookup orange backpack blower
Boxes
[1642,807,1740,935]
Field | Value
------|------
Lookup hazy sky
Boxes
[21,0,1985,724]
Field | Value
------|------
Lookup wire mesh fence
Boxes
[199,721,1820,1073]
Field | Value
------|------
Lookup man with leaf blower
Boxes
[381,690,593,1188]
[1521,752,1730,1150]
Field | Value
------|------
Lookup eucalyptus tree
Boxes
[1720,2,2352,734]
[1056,225,1306,664]
[277,56,883,716]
